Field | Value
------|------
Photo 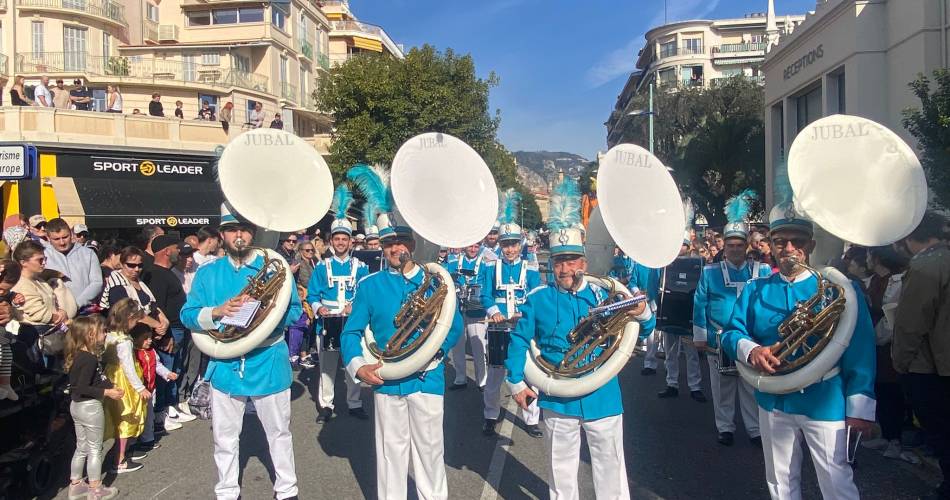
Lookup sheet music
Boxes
[220,300,262,328]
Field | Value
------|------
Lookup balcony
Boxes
[15,52,270,94]
[280,82,298,103]
[713,43,767,54]
[158,25,180,42]
[710,75,765,86]
[658,44,705,59]
[143,20,159,44]
[299,40,313,60]
[16,0,127,28]
[316,53,330,71]
[0,54,8,77]
[330,20,404,58]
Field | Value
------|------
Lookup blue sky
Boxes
[352,0,817,159]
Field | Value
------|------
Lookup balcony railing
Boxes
[316,52,330,70]
[711,75,765,86]
[714,43,767,54]
[280,82,298,102]
[658,44,705,59]
[143,20,159,43]
[330,19,403,57]
[16,0,126,26]
[299,40,313,60]
[15,52,270,94]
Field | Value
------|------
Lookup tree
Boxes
[316,44,541,226]
[614,77,766,227]
[903,69,950,209]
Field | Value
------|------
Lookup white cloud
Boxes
[585,0,722,88]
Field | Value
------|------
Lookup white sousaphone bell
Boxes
[359,132,499,380]
[737,114,928,394]
[193,128,335,359]
[523,143,686,397]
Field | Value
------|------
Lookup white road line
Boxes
[479,396,518,500]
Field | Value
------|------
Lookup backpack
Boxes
[187,376,212,420]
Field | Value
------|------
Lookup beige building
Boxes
[762,0,948,260]
[320,0,403,66]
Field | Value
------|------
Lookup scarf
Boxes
[135,347,157,391]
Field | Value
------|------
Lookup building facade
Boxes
[762,0,948,260]
[321,0,403,66]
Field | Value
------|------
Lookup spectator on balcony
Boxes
[10,76,34,106]
[174,100,184,119]
[148,93,164,118]
[198,101,215,121]
[269,113,284,130]
[34,76,53,108]
[106,85,123,114]
[219,102,233,134]
[52,80,72,110]
[70,79,92,111]
[132,109,142,115]
[249,102,265,128]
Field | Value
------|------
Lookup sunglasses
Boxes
[772,237,810,249]
[302,248,314,253]
[123,262,144,269]
[34,223,46,230]
[284,239,298,243]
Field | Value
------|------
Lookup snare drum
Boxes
[459,284,483,312]
[715,330,738,376]
[486,325,510,366]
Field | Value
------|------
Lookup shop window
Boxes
[795,85,822,132]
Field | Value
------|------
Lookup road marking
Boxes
[479,396,518,500]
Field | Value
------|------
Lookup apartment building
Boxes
[321,0,403,65]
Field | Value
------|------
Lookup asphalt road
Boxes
[45,350,939,500]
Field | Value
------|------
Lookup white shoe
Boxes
[176,404,194,417]
[0,386,19,401]
[167,405,180,419]
[163,415,183,431]
[862,437,889,450]
[174,412,197,423]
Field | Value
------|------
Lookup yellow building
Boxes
[320,0,403,65]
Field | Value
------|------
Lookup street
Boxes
[49,349,939,500]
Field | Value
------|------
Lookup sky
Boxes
[350,0,818,159]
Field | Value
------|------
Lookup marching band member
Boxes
[307,185,369,423]
[693,190,771,446]
[609,249,663,376]
[342,164,463,500]
[481,223,501,261]
[180,204,303,500]
[658,237,706,402]
[721,203,875,500]
[481,189,542,438]
[507,179,655,499]
[446,243,489,390]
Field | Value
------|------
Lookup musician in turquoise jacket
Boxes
[693,190,772,447]
[180,204,302,500]
[506,179,655,499]
[720,203,875,500]
[611,250,663,376]
[480,194,543,437]
[445,242,490,389]
[341,165,463,500]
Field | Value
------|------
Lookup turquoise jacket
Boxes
[506,279,655,420]
[445,253,489,319]
[721,271,877,421]
[479,258,542,319]
[180,254,303,397]
[692,260,772,348]
[341,266,464,396]
[305,255,369,312]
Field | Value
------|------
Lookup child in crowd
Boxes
[65,315,124,500]
[0,259,25,400]
[102,298,149,474]
[130,322,177,452]
[287,284,316,369]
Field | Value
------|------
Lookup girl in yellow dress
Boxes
[102,298,149,474]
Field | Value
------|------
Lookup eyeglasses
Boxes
[302,248,314,253]
[123,262,144,269]
[772,237,810,249]
[32,256,47,264]
[284,239,298,244]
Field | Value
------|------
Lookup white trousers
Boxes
[210,386,297,500]
[450,319,488,386]
[759,408,859,500]
[318,350,363,410]
[374,392,448,500]
[663,334,702,391]
[707,355,759,436]
[483,365,540,424]
[544,410,629,500]
[642,330,661,369]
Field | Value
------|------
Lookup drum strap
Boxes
[461,254,484,284]
[720,260,757,297]
[496,260,527,318]
[324,257,359,310]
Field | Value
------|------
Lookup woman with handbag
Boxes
[12,242,70,364]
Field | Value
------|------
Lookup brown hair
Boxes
[107,297,145,335]
[45,218,70,235]
[119,246,145,263]
[12,240,45,263]
[0,259,21,285]
[64,315,105,371]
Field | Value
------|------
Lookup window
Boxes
[683,38,703,54]
[279,55,288,83]
[239,7,264,22]
[212,9,237,24]
[202,52,220,65]
[658,68,675,85]
[183,54,197,81]
[750,34,765,44]
[63,26,86,71]
[102,32,111,57]
[299,68,309,104]
[187,11,211,26]
[232,54,250,74]
[199,94,218,117]
[246,100,259,123]
[795,85,822,132]
[31,21,44,54]
[92,89,106,112]
[315,27,324,55]
[659,40,676,58]
[720,68,743,77]
[146,3,159,22]
[271,3,287,30]
[836,72,846,114]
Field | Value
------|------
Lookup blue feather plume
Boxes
[346,163,392,214]
[548,178,581,231]
[774,155,793,206]
[330,184,354,221]
[499,188,522,225]
[725,188,757,224]
[362,199,379,230]
[683,197,695,226]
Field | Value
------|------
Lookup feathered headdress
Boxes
[330,184,354,222]
[346,163,393,215]
[768,155,813,233]
[683,197,695,227]
[547,178,581,231]
[773,155,793,207]
[499,188,522,225]
[724,188,756,224]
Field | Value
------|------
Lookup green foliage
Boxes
[613,76,766,226]
[315,44,541,227]
[903,69,950,209]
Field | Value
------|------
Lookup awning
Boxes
[714,57,764,66]
[352,36,383,52]
[56,177,222,228]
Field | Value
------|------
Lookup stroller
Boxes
[0,324,73,499]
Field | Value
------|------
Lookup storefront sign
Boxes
[56,153,214,181]
[0,144,38,180]
[783,44,824,80]
[134,216,212,227]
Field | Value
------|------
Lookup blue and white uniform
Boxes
[306,254,369,412]
[721,271,876,500]
[181,252,303,500]
[341,265,463,500]
[693,259,771,438]
[446,253,489,387]
[507,277,655,499]
[628,261,663,371]
[480,257,542,423]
